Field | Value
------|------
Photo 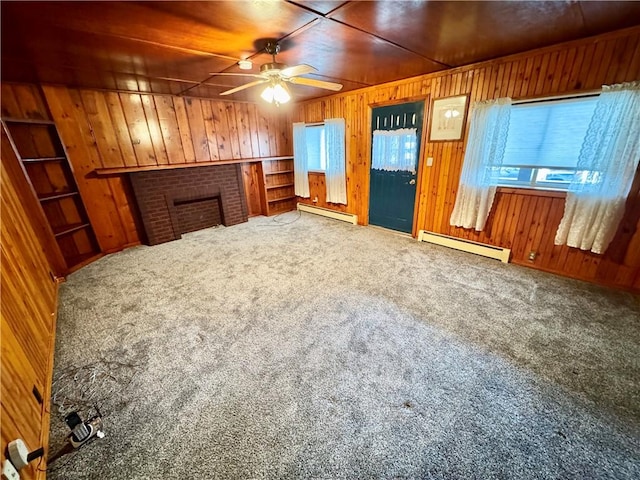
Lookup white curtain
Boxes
[324,118,347,204]
[450,98,512,231]
[555,81,640,254]
[293,122,310,198]
[371,128,418,173]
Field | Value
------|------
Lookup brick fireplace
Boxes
[129,165,248,245]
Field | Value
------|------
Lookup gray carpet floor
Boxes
[48,211,640,479]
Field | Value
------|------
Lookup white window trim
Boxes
[496,165,578,191]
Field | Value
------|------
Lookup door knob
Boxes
[409,179,416,185]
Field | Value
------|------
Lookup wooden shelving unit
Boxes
[2,118,100,270]
[261,158,296,216]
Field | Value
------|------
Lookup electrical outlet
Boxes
[426,156,434,166]
[528,251,537,261]
[2,460,20,480]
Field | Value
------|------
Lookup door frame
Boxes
[366,95,430,237]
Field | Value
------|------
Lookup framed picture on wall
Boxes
[429,94,469,141]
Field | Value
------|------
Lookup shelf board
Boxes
[53,222,91,238]
[2,117,56,125]
[266,182,295,190]
[265,169,294,175]
[267,195,296,203]
[94,155,293,175]
[38,191,78,202]
[22,156,66,163]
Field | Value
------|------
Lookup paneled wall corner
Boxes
[3,82,295,256]
[1,127,59,480]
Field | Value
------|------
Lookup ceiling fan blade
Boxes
[287,77,343,91]
[220,80,269,96]
[279,64,317,78]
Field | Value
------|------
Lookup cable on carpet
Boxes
[47,357,141,470]
[51,358,140,417]
[258,209,302,226]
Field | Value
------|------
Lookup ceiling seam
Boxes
[4,57,226,92]
[576,1,589,34]
[285,0,450,68]
[326,16,452,69]
[285,0,350,18]
[323,1,352,18]
[276,18,322,45]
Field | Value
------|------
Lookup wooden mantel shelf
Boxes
[94,156,294,176]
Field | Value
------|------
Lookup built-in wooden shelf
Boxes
[267,195,296,203]
[266,169,294,175]
[53,222,91,237]
[260,158,296,216]
[2,116,101,272]
[269,204,296,214]
[38,191,79,202]
[266,182,295,190]
[94,155,294,176]
[22,156,66,163]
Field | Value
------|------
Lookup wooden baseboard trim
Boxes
[37,282,59,479]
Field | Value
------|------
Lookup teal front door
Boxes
[369,101,424,233]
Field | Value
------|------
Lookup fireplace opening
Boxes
[173,197,222,235]
[167,189,225,240]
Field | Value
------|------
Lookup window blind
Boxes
[503,97,598,169]
[306,125,325,171]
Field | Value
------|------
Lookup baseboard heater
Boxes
[297,203,358,225]
[417,230,511,263]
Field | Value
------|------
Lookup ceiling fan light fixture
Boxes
[260,85,275,103]
[261,81,290,105]
[217,40,342,100]
[273,82,291,104]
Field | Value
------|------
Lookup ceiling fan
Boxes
[210,40,343,104]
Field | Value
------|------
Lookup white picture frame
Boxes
[429,94,469,141]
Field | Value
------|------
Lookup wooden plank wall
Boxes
[304,172,348,213]
[293,26,640,291]
[2,84,293,251]
[241,162,265,217]
[1,127,59,480]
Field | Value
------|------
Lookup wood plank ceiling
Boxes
[2,1,640,104]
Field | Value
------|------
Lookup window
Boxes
[494,96,598,190]
[305,125,326,171]
[371,128,418,173]
[293,119,346,203]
